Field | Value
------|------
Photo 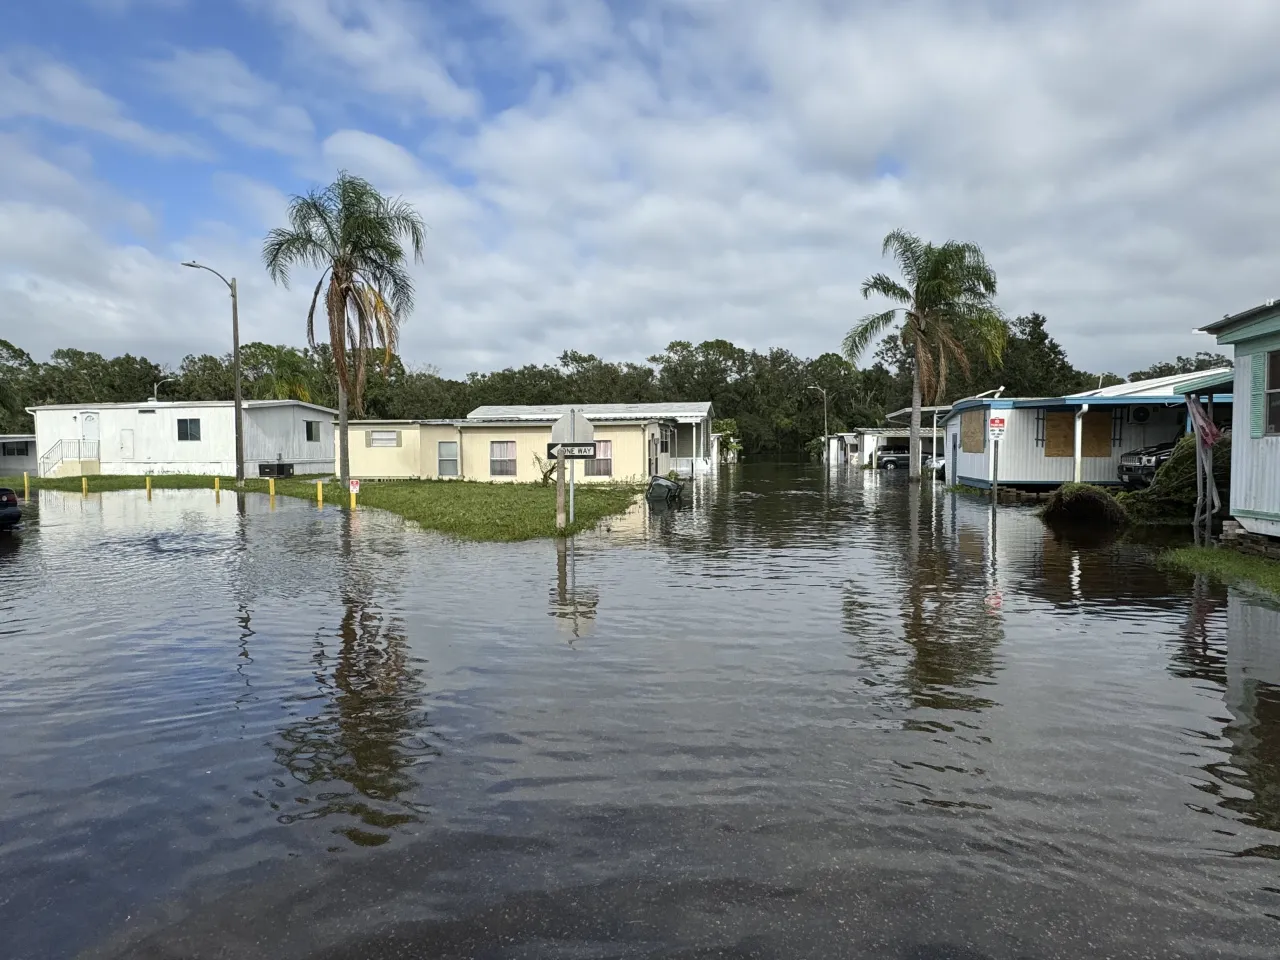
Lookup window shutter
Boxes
[1251,354,1266,439]
[396,431,402,447]
[365,430,372,447]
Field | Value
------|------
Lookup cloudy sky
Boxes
[2,0,1278,378]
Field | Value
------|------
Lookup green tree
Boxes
[843,229,1005,479]
[262,171,426,485]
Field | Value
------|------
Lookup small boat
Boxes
[645,475,683,502]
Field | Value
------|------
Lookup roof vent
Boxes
[1268,298,1277,307]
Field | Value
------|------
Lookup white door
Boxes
[119,428,134,459]
[80,412,100,458]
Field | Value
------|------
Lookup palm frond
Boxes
[860,273,912,304]
[842,309,899,362]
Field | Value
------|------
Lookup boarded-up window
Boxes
[1044,412,1074,457]
[1043,410,1113,458]
[961,410,985,453]
[1082,411,1112,457]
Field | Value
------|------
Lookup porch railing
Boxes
[38,439,100,477]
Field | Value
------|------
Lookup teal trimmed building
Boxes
[1200,302,1280,539]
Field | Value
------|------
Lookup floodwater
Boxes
[1,466,1278,959]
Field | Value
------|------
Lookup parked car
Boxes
[876,446,911,470]
[0,488,21,532]
[924,455,946,480]
[1117,441,1176,487]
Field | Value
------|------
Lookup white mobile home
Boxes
[1198,302,1280,538]
[28,400,336,477]
[942,370,1233,490]
[1,435,37,476]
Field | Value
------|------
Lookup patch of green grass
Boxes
[946,483,989,496]
[1160,546,1280,596]
[0,474,642,542]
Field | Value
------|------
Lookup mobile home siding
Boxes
[947,403,1185,487]
[1230,352,1280,536]
[0,436,37,476]
[345,423,423,479]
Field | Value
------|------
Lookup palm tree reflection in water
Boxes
[273,519,437,848]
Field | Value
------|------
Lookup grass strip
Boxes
[1159,546,1280,597]
[0,474,642,542]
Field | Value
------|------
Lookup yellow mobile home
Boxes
[341,403,714,482]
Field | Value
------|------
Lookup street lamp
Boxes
[807,385,829,463]
[182,260,244,485]
[151,378,174,401]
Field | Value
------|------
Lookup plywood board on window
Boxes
[961,410,985,453]
[1044,410,1114,458]
[1082,410,1112,457]
[1044,412,1074,457]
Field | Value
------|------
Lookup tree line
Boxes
[0,320,1227,459]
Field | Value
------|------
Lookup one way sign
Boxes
[548,443,597,460]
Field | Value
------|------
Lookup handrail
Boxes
[38,439,100,477]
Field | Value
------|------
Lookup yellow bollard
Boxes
[317,480,324,508]
[23,472,29,500]
[146,475,152,499]
[82,476,88,496]
[350,490,356,510]
[214,477,220,492]
[268,477,275,497]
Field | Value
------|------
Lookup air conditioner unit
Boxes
[1130,406,1151,424]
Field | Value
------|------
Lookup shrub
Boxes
[1040,482,1128,527]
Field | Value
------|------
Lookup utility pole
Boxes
[183,261,245,485]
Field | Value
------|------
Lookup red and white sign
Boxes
[988,416,1007,442]
[989,417,1006,429]
[349,479,361,494]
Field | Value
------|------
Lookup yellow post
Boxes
[317,480,324,507]
[349,488,356,510]
[146,475,152,499]
[82,476,88,496]
[23,472,29,500]
[268,477,275,497]
[214,477,220,493]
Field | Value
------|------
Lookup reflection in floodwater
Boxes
[549,537,598,641]
[3,476,1280,958]
[271,517,437,847]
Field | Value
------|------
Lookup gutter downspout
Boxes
[1074,403,1089,483]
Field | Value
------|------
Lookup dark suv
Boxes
[1117,441,1176,487]
[876,446,911,470]
[0,488,21,531]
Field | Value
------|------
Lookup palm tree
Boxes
[843,229,1005,480]
[262,172,425,485]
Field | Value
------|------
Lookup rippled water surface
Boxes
[2,466,1278,959]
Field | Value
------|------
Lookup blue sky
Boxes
[4,0,1280,378]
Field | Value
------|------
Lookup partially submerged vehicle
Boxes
[0,488,22,533]
[646,475,683,502]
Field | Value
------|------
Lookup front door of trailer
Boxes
[950,432,958,483]
[119,428,134,459]
[80,412,100,459]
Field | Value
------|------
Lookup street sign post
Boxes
[988,417,1005,501]
[988,416,1006,442]
[547,443,597,459]
[551,410,594,525]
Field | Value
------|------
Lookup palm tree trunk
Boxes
[338,381,350,487]
[909,363,922,482]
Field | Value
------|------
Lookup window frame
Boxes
[1267,349,1280,436]
[489,440,517,477]
[177,418,201,442]
[437,440,459,477]
[304,420,321,442]
[368,429,400,448]
[584,439,613,477]
[1,440,31,457]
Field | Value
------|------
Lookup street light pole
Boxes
[183,261,244,486]
[152,378,175,401]
[807,385,828,463]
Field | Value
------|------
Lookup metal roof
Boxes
[467,402,713,423]
[30,399,340,414]
[1200,300,1280,335]
[1174,369,1236,395]
[1066,367,1234,398]
[27,399,338,415]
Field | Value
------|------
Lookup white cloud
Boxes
[8,0,1280,380]
[254,0,479,119]
[144,48,314,156]
[0,51,203,157]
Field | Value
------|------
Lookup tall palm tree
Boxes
[843,229,1005,480]
[262,172,425,485]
